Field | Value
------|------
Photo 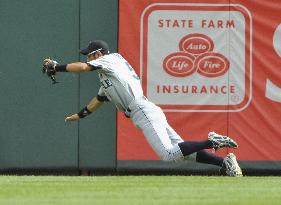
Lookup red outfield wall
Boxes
[118,0,281,161]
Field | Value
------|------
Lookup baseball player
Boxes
[43,40,242,176]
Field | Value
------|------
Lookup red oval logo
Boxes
[179,33,214,56]
[163,52,196,77]
[195,52,230,77]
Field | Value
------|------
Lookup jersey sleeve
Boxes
[96,87,109,102]
[87,55,112,72]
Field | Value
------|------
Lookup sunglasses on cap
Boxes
[87,48,103,57]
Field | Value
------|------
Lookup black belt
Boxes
[124,108,131,118]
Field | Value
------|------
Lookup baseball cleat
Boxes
[208,131,238,152]
[220,153,243,177]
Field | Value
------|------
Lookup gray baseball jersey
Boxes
[88,53,143,112]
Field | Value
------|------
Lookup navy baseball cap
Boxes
[80,40,110,55]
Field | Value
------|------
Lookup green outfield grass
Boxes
[0,176,280,205]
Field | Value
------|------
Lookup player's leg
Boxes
[141,121,184,162]
[165,123,242,176]
[137,106,236,163]
[131,104,184,162]
[131,102,242,176]
[179,139,242,176]
[178,132,238,155]
[196,150,223,166]
[195,150,242,176]
[165,123,223,166]
[164,121,238,154]
[141,116,242,176]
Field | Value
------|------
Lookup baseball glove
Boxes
[42,58,59,84]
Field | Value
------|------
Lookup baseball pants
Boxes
[128,98,187,162]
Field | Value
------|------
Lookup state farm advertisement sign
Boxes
[118,0,281,162]
[141,4,252,111]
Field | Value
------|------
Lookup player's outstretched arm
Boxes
[43,59,93,73]
[64,62,93,72]
[65,97,104,122]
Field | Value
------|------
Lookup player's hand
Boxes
[65,114,80,122]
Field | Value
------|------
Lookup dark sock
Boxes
[178,140,213,156]
[196,150,224,166]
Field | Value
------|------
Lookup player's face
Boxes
[86,51,102,62]
[87,53,95,62]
